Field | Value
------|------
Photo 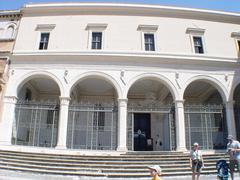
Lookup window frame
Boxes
[35,24,55,51]
[138,25,158,52]
[186,28,206,54]
[86,24,107,50]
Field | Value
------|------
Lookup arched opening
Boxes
[233,84,240,141]
[127,78,175,151]
[184,80,227,150]
[67,77,118,150]
[5,26,14,39]
[13,76,60,147]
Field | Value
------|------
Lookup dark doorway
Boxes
[134,113,151,151]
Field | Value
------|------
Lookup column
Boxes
[0,96,17,145]
[175,100,187,151]
[117,98,128,151]
[56,97,70,149]
[225,101,236,138]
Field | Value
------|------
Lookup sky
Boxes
[0,0,240,13]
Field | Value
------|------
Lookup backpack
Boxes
[216,160,229,180]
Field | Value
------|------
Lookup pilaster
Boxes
[117,98,128,152]
[56,97,70,149]
[175,100,187,152]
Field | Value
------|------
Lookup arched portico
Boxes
[125,74,179,151]
[233,83,240,141]
[11,74,61,147]
[183,79,228,150]
[67,74,119,150]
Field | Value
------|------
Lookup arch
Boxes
[68,71,122,98]
[124,73,178,100]
[14,71,64,97]
[229,79,240,102]
[182,75,228,102]
[5,23,17,39]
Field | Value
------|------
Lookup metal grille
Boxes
[127,104,176,151]
[12,101,59,147]
[185,104,227,150]
[234,104,240,141]
[67,103,118,150]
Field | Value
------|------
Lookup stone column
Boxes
[225,101,236,138]
[0,96,18,145]
[117,98,128,152]
[56,97,70,149]
[175,100,187,151]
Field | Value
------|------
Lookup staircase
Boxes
[0,149,226,178]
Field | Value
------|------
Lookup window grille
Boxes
[193,36,204,54]
[144,34,155,51]
[12,101,59,148]
[91,32,102,49]
[39,32,50,50]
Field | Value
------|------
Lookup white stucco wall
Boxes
[14,14,240,58]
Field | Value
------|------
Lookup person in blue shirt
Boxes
[226,135,240,180]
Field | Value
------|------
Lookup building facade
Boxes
[0,10,21,124]
[0,3,240,153]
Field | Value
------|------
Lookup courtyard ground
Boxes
[0,169,239,180]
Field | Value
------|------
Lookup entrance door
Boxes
[134,113,151,151]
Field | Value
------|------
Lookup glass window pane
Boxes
[92,32,102,50]
[144,34,155,51]
[39,32,50,50]
[193,36,204,54]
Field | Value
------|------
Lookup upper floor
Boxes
[10,3,240,62]
[0,10,21,53]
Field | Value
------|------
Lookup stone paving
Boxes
[0,169,239,180]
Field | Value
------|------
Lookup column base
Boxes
[55,145,67,150]
[176,146,187,152]
[117,146,128,152]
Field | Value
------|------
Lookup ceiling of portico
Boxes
[184,81,222,103]
[27,78,60,94]
[72,78,116,96]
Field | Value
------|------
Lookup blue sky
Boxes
[0,0,240,13]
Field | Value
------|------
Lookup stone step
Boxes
[0,156,225,167]
[0,164,217,178]
[0,149,223,178]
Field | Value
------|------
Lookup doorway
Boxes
[134,113,151,151]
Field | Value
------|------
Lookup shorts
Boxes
[229,159,240,172]
[192,159,202,173]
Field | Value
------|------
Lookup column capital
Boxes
[59,97,71,106]
[118,98,128,107]
[224,100,235,105]
[118,98,128,103]
[3,96,18,104]
[175,99,185,104]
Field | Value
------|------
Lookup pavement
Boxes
[0,169,239,180]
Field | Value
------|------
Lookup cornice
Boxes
[0,10,22,19]
[11,50,240,66]
[21,3,240,23]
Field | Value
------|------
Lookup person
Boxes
[190,142,204,180]
[155,134,162,151]
[226,135,240,180]
[148,165,163,180]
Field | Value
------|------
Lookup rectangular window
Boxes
[92,32,102,50]
[193,36,204,54]
[39,32,50,50]
[237,40,240,52]
[144,34,155,51]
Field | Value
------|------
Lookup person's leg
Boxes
[229,160,235,180]
[192,172,195,180]
[196,172,200,180]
